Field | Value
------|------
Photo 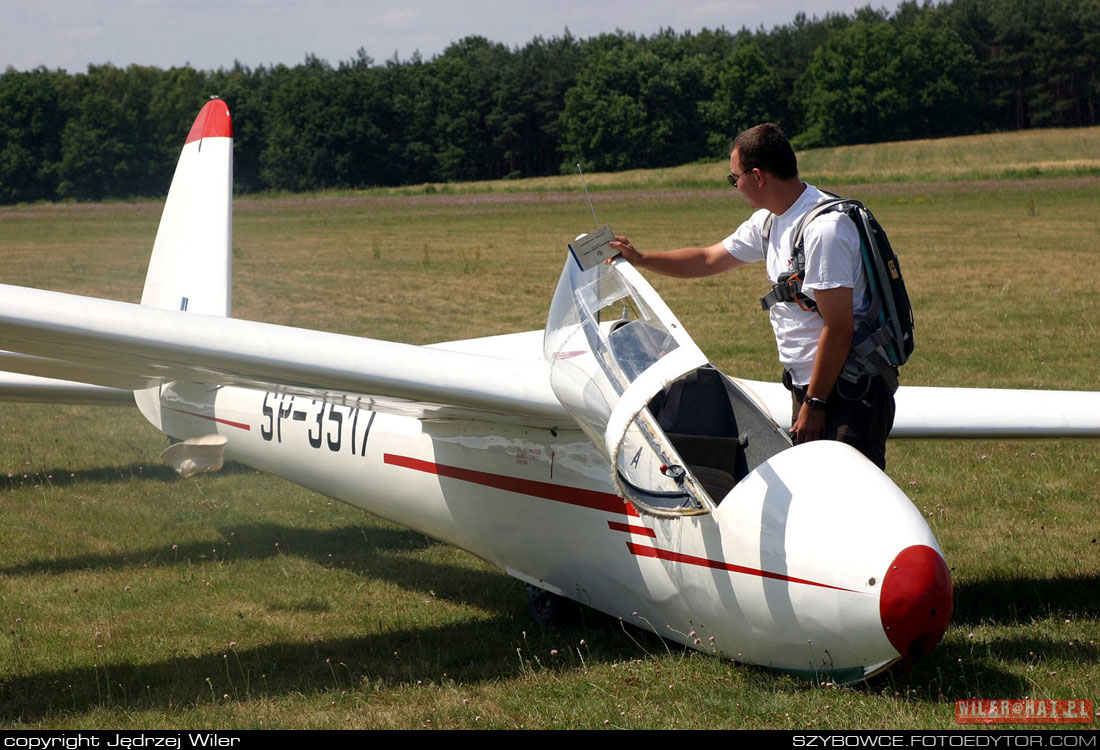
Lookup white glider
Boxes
[1,100,1097,683]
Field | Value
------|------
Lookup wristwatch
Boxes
[805,396,828,411]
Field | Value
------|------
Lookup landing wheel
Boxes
[525,584,577,626]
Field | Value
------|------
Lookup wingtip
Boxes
[185,99,232,144]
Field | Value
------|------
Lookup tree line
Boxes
[2,0,1098,204]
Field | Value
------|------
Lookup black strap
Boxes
[760,195,900,392]
[759,196,857,313]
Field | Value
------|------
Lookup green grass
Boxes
[0,133,1098,728]
[799,127,1100,185]
[224,124,1100,198]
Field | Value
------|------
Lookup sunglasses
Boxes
[727,168,753,188]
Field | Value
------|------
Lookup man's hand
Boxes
[609,236,641,264]
[790,285,854,444]
[790,401,826,443]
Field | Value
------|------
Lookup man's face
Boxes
[729,149,763,209]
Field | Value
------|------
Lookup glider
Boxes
[1,100,1097,683]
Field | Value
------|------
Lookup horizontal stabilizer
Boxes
[0,371,133,405]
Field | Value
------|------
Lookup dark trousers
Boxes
[788,374,896,471]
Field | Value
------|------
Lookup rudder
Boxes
[140,98,233,317]
[136,99,233,432]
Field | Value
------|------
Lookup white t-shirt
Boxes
[722,184,867,386]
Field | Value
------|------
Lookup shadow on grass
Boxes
[0,521,519,614]
[0,609,1061,722]
[892,633,1099,701]
[0,460,258,490]
[0,514,681,722]
[10,537,1100,630]
[874,576,1100,702]
[952,575,1100,624]
[0,608,665,723]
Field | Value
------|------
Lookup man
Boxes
[610,123,895,469]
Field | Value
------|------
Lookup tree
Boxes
[0,67,65,203]
[420,36,514,182]
[755,11,854,131]
[560,39,709,171]
[57,91,134,200]
[487,33,585,179]
[701,40,784,153]
[795,20,979,147]
[258,56,344,192]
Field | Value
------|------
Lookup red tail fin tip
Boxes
[185,99,232,144]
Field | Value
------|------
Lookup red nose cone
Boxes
[879,544,953,660]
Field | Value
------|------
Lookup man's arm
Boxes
[790,286,854,443]
[609,236,745,278]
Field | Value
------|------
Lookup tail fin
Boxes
[136,99,233,432]
[141,98,233,317]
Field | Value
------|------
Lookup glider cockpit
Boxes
[544,256,791,516]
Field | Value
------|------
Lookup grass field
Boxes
[322,124,1100,196]
[0,132,1098,729]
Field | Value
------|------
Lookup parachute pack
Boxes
[758,196,914,394]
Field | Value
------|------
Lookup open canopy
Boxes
[544,257,715,515]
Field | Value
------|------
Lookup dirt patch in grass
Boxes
[4,176,1096,221]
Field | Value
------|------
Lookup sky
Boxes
[4,0,895,72]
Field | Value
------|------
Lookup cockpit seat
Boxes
[650,367,751,500]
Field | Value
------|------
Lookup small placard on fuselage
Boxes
[568,225,617,271]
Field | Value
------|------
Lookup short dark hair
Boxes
[731,123,798,180]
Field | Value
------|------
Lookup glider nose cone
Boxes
[879,544,953,661]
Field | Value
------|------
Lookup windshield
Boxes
[544,256,713,516]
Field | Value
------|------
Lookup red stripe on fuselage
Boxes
[608,521,656,537]
[627,542,857,593]
[384,454,848,591]
[165,407,250,431]
[384,453,636,517]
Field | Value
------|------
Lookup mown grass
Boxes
[0,137,1098,728]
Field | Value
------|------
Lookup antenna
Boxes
[577,163,600,228]
[567,163,616,272]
